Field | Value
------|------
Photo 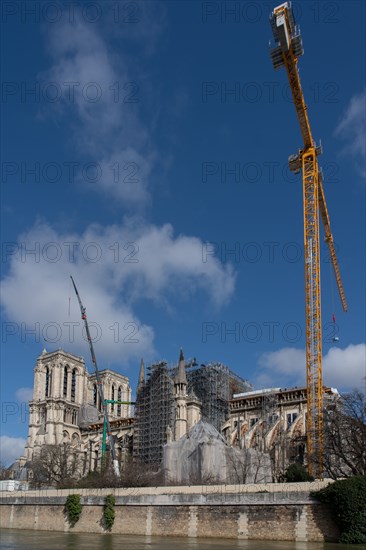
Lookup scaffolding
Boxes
[261,390,279,437]
[133,362,175,465]
[186,362,251,432]
[133,358,252,464]
[257,389,278,454]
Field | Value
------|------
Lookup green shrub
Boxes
[312,476,366,544]
[65,494,82,526]
[284,463,314,482]
[103,494,116,531]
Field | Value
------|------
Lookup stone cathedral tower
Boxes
[173,349,201,441]
[25,348,132,464]
[26,349,87,459]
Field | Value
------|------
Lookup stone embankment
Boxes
[0,481,339,541]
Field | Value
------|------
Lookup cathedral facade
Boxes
[26,349,133,470]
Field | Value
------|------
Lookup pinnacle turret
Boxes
[176,348,187,385]
[137,358,145,393]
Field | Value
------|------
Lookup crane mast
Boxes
[269,2,347,477]
[70,276,121,477]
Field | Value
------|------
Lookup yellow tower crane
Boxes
[269,2,347,478]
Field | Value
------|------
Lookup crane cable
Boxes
[68,278,72,318]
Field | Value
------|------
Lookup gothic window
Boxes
[45,367,50,397]
[117,386,122,416]
[93,384,97,407]
[71,369,76,402]
[111,385,115,413]
[287,412,298,429]
[63,367,68,398]
[269,414,279,425]
[287,413,291,428]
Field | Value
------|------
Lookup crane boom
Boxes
[269,2,347,477]
[70,276,120,477]
[318,179,348,313]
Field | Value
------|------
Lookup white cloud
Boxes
[0,436,26,466]
[335,89,366,177]
[256,347,305,388]
[258,347,305,376]
[2,11,237,368]
[323,343,366,390]
[95,148,152,207]
[15,388,33,403]
[1,220,235,365]
[40,14,154,206]
[256,343,366,391]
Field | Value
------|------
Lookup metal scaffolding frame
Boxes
[133,362,175,465]
[186,362,251,432]
[133,358,252,464]
[261,389,279,437]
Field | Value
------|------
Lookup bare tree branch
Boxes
[323,390,366,479]
[29,444,83,487]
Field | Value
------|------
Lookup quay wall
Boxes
[0,481,339,542]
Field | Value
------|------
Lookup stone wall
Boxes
[0,482,339,542]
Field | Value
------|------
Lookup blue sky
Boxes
[1,0,365,464]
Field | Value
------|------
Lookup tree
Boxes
[29,444,83,487]
[73,457,164,489]
[0,462,12,480]
[284,463,313,482]
[119,457,163,487]
[323,389,366,479]
[313,476,366,543]
[226,448,272,484]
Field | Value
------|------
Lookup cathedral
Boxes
[24,348,204,471]
[21,347,339,480]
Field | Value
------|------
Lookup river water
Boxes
[1,530,364,550]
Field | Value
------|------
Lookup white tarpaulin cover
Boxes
[163,420,272,484]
